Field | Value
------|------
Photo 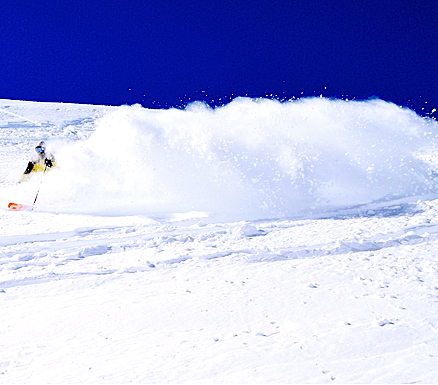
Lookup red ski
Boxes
[8,202,31,211]
[9,165,48,212]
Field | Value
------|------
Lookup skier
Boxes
[19,141,56,182]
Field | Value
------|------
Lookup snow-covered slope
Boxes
[1,98,438,383]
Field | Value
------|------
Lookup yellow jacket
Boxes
[20,154,56,182]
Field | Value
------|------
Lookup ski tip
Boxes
[8,202,22,210]
[8,202,31,211]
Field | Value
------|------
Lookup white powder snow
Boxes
[3,97,438,220]
[1,98,438,384]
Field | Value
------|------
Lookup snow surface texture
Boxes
[1,98,438,383]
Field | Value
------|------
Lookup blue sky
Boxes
[1,0,437,115]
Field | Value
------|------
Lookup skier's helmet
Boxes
[35,141,46,154]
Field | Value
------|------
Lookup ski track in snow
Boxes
[1,201,438,288]
[1,99,438,384]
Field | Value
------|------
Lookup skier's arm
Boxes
[18,161,35,183]
[45,154,56,168]
[23,161,35,174]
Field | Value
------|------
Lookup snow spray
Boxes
[38,97,438,220]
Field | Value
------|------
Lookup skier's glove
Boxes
[45,158,53,167]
